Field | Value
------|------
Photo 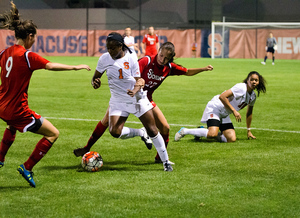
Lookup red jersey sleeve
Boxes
[138,56,151,74]
[155,34,159,43]
[0,49,5,59]
[27,52,50,71]
[170,62,187,75]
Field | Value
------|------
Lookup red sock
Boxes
[155,133,169,160]
[0,128,16,162]
[85,121,108,150]
[24,137,53,171]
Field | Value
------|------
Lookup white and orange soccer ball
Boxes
[81,151,103,172]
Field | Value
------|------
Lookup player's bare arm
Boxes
[127,77,145,97]
[185,65,213,76]
[45,63,91,71]
[219,90,242,122]
[91,70,103,89]
[246,105,256,139]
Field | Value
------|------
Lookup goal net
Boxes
[210,22,300,59]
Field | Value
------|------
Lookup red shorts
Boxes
[3,111,42,133]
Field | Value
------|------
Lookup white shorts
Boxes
[201,101,232,124]
[109,97,153,118]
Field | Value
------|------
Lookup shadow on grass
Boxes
[40,160,161,172]
[187,138,217,143]
[186,137,254,143]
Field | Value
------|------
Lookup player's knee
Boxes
[51,129,59,141]
[146,126,158,138]
[53,129,60,139]
[207,131,218,138]
[109,127,121,138]
[159,124,170,135]
[227,136,236,142]
[45,129,59,143]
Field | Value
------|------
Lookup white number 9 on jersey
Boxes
[6,56,13,78]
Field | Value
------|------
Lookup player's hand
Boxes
[206,65,213,71]
[265,46,267,51]
[247,131,256,139]
[233,110,242,122]
[92,78,101,89]
[75,65,91,71]
[127,89,137,97]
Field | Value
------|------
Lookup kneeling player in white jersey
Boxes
[175,71,267,142]
[92,32,173,171]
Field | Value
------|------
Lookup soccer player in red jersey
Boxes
[0,2,91,187]
[142,26,159,56]
[73,42,213,163]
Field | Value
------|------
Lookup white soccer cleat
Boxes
[261,62,266,65]
[141,127,152,150]
[167,160,175,165]
[174,127,185,141]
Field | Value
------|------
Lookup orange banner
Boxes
[0,29,201,58]
[229,29,300,59]
[1,29,299,59]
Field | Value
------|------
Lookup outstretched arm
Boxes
[45,62,91,71]
[246,105,256,139]
[185,65,213,76]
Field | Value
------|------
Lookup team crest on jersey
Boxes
[147,69,165,81]
[123,62,129,69]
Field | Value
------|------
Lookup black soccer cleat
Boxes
[73,147,90,157]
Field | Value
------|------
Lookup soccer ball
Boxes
[81,151,103,172]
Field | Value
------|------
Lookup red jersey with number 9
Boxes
[0,45,49,121]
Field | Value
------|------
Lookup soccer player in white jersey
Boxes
[124,27,139,60]
[91,32,173,171]
[175,71,266,143]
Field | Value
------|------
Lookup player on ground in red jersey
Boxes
[0,2,91,187]
[73,42,213,163]
[142,26,159,56]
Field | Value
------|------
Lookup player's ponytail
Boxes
[243,71,267,97]
[0,1,37,40]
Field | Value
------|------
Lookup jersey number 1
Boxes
[5,56,13,78]
[118,68,123,79]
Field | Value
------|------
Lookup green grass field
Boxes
[0,57,299,217]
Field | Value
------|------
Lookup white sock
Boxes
[216,132,227,142]
[119,127,142,139]
[151,133,168,162]
[184,128,208,138]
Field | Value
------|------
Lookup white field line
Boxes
[45,117,300,134]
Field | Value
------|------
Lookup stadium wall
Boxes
[1,29,299,59]
[229,29,300,59]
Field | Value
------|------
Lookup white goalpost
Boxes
[211,22,300,59]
